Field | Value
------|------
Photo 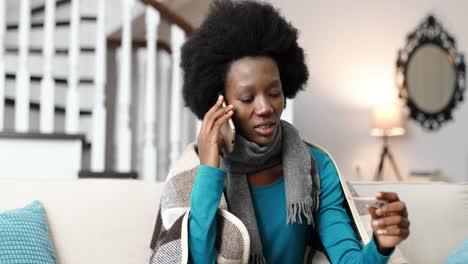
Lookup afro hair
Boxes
[181,0,309,120]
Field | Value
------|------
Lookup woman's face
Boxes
[224,56,284,146]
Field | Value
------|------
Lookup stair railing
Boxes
[168,25,186,174]
[144,0,196,181]
[0,0,5,131]
[40,0,56,133]
[65,0,80,133]
[15,0,31,132]
[115,0,134,173]
[141,6,159,181]
[0,0,197,181]
[91,0,107,172]
[110,0,197,181]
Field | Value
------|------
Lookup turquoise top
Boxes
[188,147,393,263]
[250,176,310,263]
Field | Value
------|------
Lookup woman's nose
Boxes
[254,96,273,116]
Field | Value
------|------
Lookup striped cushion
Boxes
[0,200,56,263]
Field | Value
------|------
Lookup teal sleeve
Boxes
[188,165,226,264]
[312,148,393,264]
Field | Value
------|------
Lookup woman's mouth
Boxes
[254,122,275,136]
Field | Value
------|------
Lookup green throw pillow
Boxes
[0,201,56,263]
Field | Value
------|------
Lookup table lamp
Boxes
[370,102,405,181]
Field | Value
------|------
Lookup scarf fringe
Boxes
[287,202,315,226]
[249,254,267,264]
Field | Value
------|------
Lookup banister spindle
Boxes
[15,0,31,132]
[91,0,107,172]
[65,0,80,133]
[115,0,135,172]
[169,25,186,168]
[157,50,171,181]
[40,0,56,133]
[181,106,195,148]
[0,0,5,131]
[142,7,160,181]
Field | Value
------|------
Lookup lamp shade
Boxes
[371,102,406,137]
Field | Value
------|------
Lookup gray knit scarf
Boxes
[221,120,321,264]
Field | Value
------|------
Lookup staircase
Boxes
[0,0,198,181]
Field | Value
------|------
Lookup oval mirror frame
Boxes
[396,15,466,130]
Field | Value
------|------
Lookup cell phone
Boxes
[350,197,388,208]
[221,101,236,153]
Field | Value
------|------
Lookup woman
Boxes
[149,0,410,263]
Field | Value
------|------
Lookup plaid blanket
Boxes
[149,143,250,263]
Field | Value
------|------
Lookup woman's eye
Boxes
[270,91,282,97]
[240,97,253,103]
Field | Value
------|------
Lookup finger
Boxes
[367,205,379,219]
[369,205,396,219]
[213,109,234,131]
[376,192,400,203]
[201,95,224,132]
[207,105,233,132]
[375,201,407,217]
[204,104,233,133]
[372,215,410,229]
[375,225,410,237]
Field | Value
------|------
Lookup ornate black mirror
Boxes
[396,15,466,130]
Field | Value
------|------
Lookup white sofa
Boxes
[0,179,466,264]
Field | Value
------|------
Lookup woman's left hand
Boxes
[367,192,410,253]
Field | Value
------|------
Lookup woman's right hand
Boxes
[198,95,234,168]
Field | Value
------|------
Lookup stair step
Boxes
[0,130,86,180]
[4,98,92,116]
[28,0,50,12]
[0,131,87,145]
[31,0,98,21]
[4,47,96,79]
[6,0,98,25]
[6,16,97,31]
[5,46,95,55]
[2,99,94,146]
[0,131,90,152]
[78,170,138,179]
[4,19,97,48]
[5,73,93,85]
[81,16,97,22]
[31,0,71,16]
[4,76,95,112]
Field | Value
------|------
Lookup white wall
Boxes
[263,0,468,182]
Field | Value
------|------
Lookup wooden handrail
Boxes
[139,0,194,35]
